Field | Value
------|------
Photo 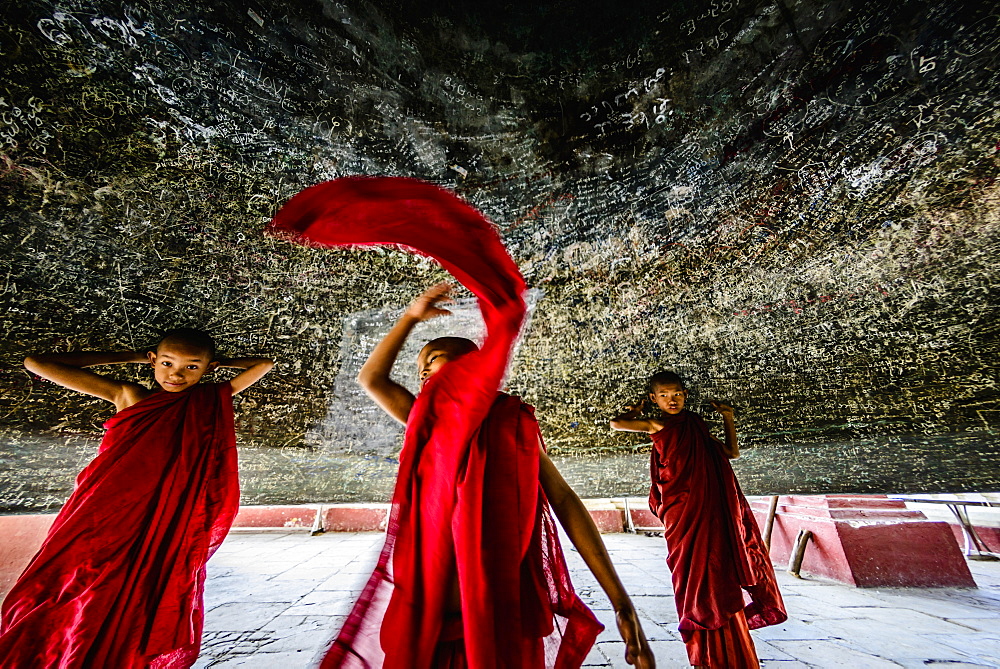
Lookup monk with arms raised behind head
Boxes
[611,371,786,669]
[0,328,273,669]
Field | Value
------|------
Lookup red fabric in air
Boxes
[648,410,786,660]
[0,382,240,669]
[268,176,602,668]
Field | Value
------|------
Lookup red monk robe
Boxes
[0,382,239,669]
[328,386,602,669]
[649,409,786,668]
[268,176,603,668]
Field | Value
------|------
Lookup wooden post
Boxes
[310,505,325,536]
[787,529,812,577]
[763,495,779,551]
[624,497,636,534]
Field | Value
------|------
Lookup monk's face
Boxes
[416,343,457,388]
[649,382,687,415]
[147,339,217,392]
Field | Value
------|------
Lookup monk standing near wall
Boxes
[611,371,786,668]
[333,283,654,667]
[268,176,653,668]
[0,329,273,668]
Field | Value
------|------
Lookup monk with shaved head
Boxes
[612,372,786,668]
[0,328,273,668]
[326,282,655,668]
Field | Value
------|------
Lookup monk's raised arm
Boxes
[610,400,658,434]
[24,350,147,407]
[357,283,453,424]
[539,448,656,668]
[218,357,274,395]
[709,400,739,458]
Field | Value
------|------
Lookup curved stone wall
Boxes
[1,0,998,509]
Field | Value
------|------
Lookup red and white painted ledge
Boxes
[2,495,998,601]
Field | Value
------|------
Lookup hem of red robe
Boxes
[683,609,759,668]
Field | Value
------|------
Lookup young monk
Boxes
[326,283,654,668]
[0,328,273,669]
[264,175,652,667]
[611,372,786,669]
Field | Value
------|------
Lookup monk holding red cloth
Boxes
[612,371,786,668]
[0,328,273,668]
[267,177,654,668]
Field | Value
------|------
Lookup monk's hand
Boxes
[623,399,646,415]
[709,400,734,418]
[405,282,454,321]
[616,604,655,668]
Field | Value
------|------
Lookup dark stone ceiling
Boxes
[0,0,998,510]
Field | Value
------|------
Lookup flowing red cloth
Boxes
[0,383,239,669]
[648,410,786,661]
[268,176,602,668]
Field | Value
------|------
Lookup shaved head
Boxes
[423,337,478,358]
[417,337,479,387]
[156,328,216,360]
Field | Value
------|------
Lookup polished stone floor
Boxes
[195,531,1000,668]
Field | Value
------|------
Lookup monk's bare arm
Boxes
[709,401,739,458]
[356,314,418,424]
[24,351,147,406]
[218,357,274,395]
[610,400,659,434]
[539,449,656,668]
[357,282,452,424]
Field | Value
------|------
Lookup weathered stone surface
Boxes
[1,0,998,509]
